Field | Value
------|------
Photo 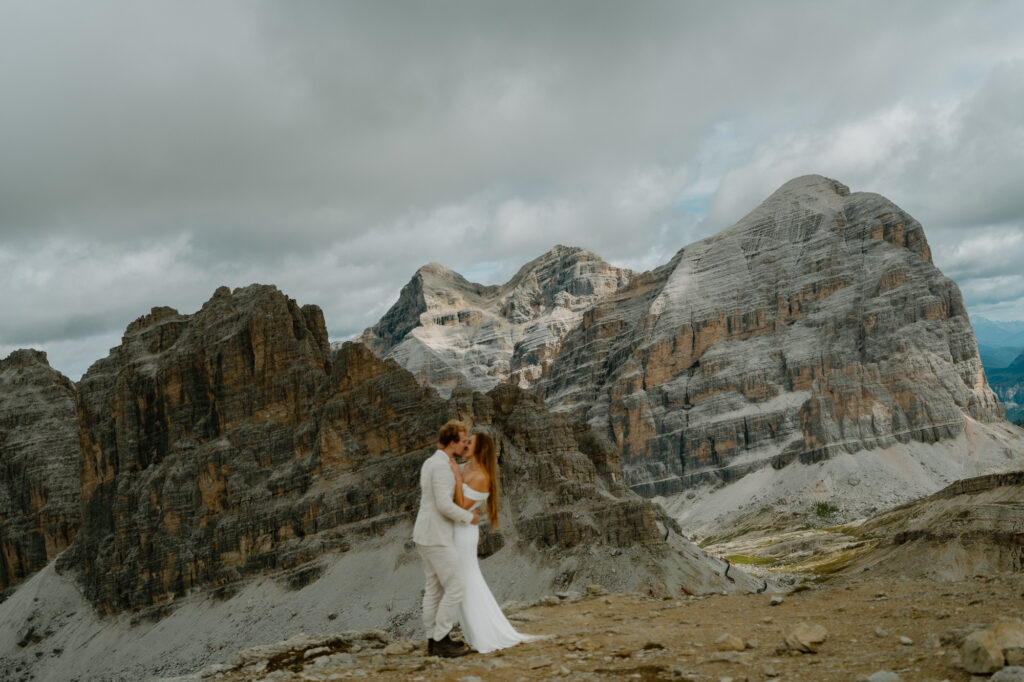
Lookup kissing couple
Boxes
[412,420,543,657]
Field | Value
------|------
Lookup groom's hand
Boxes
[471,509,479,525]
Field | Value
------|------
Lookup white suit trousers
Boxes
[417,542,465,641]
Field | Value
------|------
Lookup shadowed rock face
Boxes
[0,350,80,594]
[70,285,333,613]
[63,284,743,615]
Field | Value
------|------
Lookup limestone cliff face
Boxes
[70,285,333,613]
[64,285,745,615]
[365,176,1007,497]
[359,245,632,396]
[538,176,1003,493]
[0,350,80,594]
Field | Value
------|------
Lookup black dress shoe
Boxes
[427,638,436,656]
[434,634,471,658]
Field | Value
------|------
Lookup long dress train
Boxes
[454,484,544,653]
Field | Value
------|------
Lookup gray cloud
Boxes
[2,1,1024,378]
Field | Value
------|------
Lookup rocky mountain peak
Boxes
[361,176,1019,531]
[769,173,851,200]
[414,261,456,278]
[360,245,632,395]
[714,175,927,263]
[124,305,183,335]
[537,176,1006,510]
[724,175,851,232]
[0,348,52,370]
[500,245,632,321]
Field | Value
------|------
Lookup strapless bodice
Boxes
[462,483,489,511]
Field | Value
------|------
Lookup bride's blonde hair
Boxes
[473,432,500,530]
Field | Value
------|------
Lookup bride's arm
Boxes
[449,460,474,510]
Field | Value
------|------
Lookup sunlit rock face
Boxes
[66,284,743,615]
[365,176,1006,496]
[536,175,1003,493]
[359,245,632,397]
[0,350,80,594]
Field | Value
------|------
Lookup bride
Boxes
[447,432,543,653]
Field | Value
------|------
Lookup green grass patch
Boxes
[725,554,778,566]
[698,526,761,547]
[805,543,877,583]
[811,554,854,575]
[813,502,839,518]
[822,524,854,534]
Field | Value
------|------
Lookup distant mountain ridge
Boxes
[972,316,1024,377]
[971,316,1024,349]
[987,351,1024,422]
[364,175,1023,528]
[971,317,1024,420]
[978,343,1022,371]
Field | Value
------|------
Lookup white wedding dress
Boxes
[454,484,543,653]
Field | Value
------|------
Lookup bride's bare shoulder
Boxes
[463,467,490,493]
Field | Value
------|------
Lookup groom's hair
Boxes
[437,420,468,447]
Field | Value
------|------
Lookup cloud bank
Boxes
[2,1,1023,378]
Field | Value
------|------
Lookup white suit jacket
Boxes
[412,450,475,546]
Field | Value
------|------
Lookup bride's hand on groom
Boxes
[448,459,462,483]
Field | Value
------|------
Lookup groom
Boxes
[413,420,479,658]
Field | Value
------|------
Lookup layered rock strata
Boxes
[359,245,632,396]
[537,176,1005,493]
[64,284,749,616]
[364,176,1010,497]
[0,350,81,594]
[838,470,1024,580]
[69,286,333,613]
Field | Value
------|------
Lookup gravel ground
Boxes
[208,573,1024,681]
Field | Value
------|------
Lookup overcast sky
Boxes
[2,1,1023,380]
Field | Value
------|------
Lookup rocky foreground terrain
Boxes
[135,469,1023,682]
[146,576,1024,682]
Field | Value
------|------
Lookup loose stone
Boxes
[861,671,900,682]
[715,634,746,652]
